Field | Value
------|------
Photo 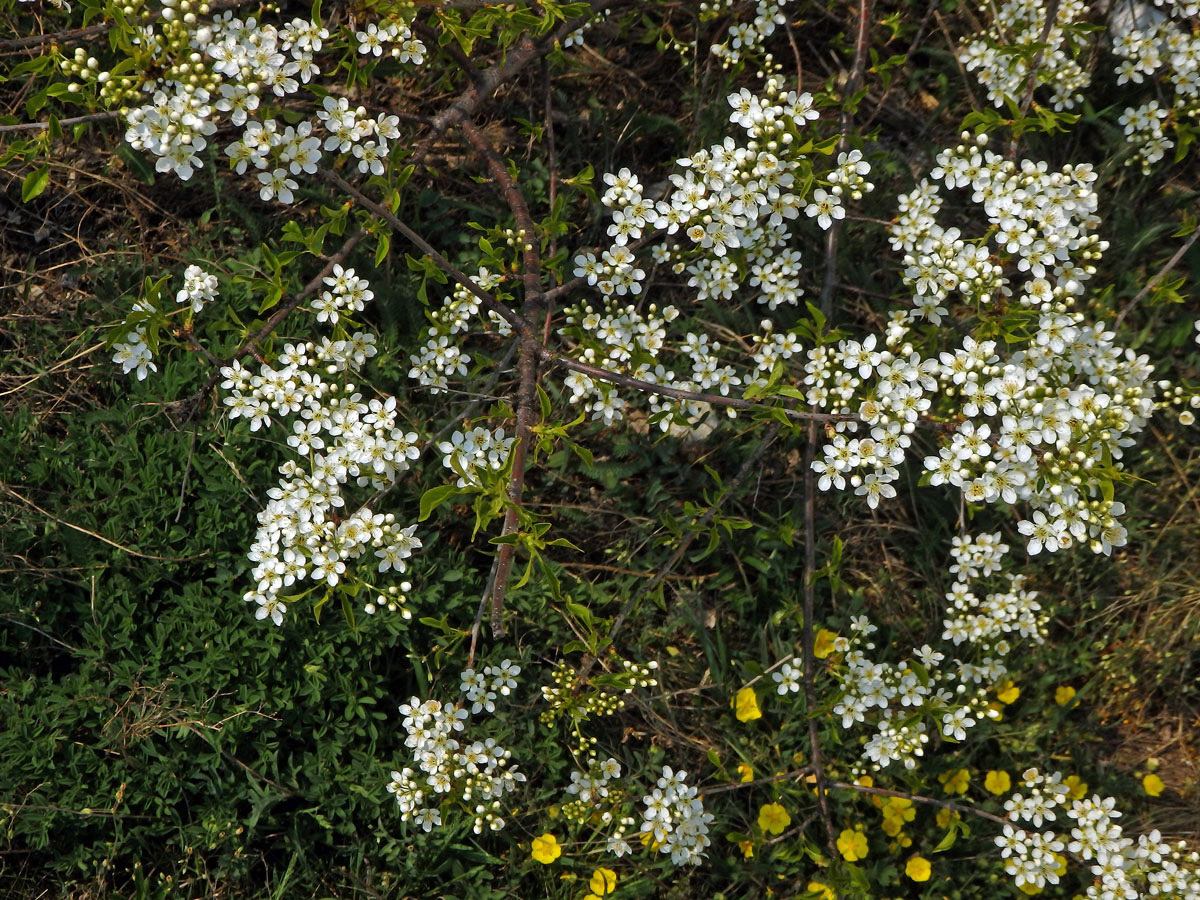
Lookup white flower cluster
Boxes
[562,8,611,49]
[959,0,1091,111]
[113,264,222,381]
[355,20,426,63]
[996,768,1200,897]
[438,427,515,489]
[557,79,862,429]
[828,536,1044,770]
[815,134,1156,557]
[311,263,372,325]
[1110,0,1200,170]
[563,757,643,858]
[176,264,219,313]
[566,756,623,804]
[387,691,526,835]
[702,0,793,67]
[638,766,714,865]
[111,329,157,382]
[459,659,521,715]
[407,268,508,395]
[124,83,218,181]
[120,10,421,191]
[221,269,423,625]
[941,532,1048,659]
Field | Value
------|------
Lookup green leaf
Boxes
[21,167,49,202]
[374,233,390,266]
[933,823,959,852]
[419,484,460,521]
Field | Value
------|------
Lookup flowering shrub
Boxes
[3,0,1199,897]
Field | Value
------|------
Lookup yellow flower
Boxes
[1018,880,1043,895]
[856,774,874,788]
[807,881,836,900]
[936,807,960,829]
[905,855,932,882]
[638,831,663,851]
[733,686,762,722]
[737,762,754,783]
[1055,685,1077,706]
[589,867,617,896]
[1143,773,1165,797]
[758,802,791,835]
[530,833,561,864]
[881,797,915,836]
[985,770,1012,795]
[1065,775,1088,800]
[996,680,1020,704]
[814,628,839,659]
[738,839,755,858]
[940,768,970,795]
[837,826,869,861]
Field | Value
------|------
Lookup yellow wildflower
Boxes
[881,797,915,836]
[738,839,755,858]
[530,833,561,864]
[905,855,932,882]
[757,802,791,836]
[1065,775,1088,800]
[589,867,617,896]
[996,680,1020,704]
[1143,773,1165,797]
[737,762,754,783]
[807,882,836,900]
[940,768,970,795]
[936,807,960,829]
[1055,685,1077,706]
[837,826,869,861]
[734,686,762,722]
[814,628,839,659]
[985,770,1012,795]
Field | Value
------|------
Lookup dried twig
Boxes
[1113,223,1200,330]
[0,483,200,561]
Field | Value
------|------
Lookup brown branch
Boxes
[1010,0,1063,158]
[824,780,1009,827]
[322,168,531,331]
[459,119,545,639]
[543,354,855,424]
[700,766,813,797]
[409,0,612,168]
[0,110,122,134]
[322,169,866,432]
[188,225,367,406]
